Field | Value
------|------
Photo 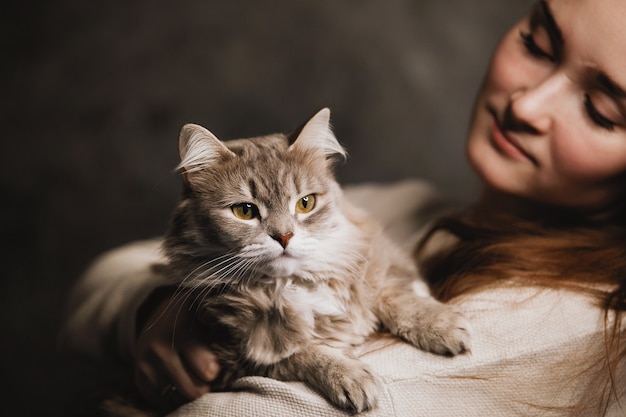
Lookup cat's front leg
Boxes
[197,288,315,388]
[268,345,381,413]
[377,279,471,356]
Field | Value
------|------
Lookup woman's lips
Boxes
[489,112,536,164]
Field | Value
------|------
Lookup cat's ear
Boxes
[177,124,235,176]
[288,108,347,163]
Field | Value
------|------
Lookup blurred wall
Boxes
[1,0,532,415]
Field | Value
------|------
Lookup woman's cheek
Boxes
[484,32,524,93]
[487,27,553,96]
[550,128,624,184]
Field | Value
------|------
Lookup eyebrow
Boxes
[539,1,563,47]
[596,72,626,100]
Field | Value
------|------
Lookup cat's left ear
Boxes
[177,123,236,175]
[288,108,347,163]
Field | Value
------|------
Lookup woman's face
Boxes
[467,0,626,211]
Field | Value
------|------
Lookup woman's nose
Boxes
[508,72,568,134]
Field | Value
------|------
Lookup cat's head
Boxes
[165,109,365,285]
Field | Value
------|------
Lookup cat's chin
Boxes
[267,256,301,277]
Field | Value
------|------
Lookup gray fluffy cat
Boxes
[161,108,470,413]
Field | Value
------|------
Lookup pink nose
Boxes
[273,232,294,248]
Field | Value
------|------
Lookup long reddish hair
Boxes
[415,202,626,413]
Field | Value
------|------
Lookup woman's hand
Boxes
[133,287,221,409]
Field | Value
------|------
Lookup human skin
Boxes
[134,292,219,405]
[467,0,626,213]
[136,0,626,405]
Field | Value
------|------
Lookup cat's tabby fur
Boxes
[160,108,470,413]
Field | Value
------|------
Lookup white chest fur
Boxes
[282,279,347,326]
[282,278,378,344]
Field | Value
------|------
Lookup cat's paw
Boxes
[399,302,472,356]
[319,361,381,413]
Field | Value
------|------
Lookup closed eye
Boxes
[584,94,617,131]
[520,31,555,62]
[519,1,563,64]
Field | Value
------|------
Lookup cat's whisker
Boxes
[189,254,259,304]
[192,266,235,293]
[202,257,248,286]
[143,260,231,330]
[234,259,263,292]
[179,252,238,286]
[216,257,259,293]
[163,254,240,317]
[186,257,259,314]
[174,252,242,297]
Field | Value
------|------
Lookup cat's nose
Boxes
[272,232,294,249]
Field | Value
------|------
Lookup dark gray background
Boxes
[1,0,532,415]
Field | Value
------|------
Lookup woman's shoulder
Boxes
[343,179,450,219]
[343,179,459,249]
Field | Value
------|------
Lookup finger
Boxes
[135,351,191,410]
[135,355,176,408]
[135,358,159,405]
[180,340,221,383]
[162,348,212,400]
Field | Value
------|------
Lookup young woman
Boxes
[60,0,626,415]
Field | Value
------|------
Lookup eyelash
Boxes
[520,31,555,62]
[520,31,617,131]
[584,94,616,131]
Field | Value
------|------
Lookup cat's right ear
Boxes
[288,108,347,164]
[177,124,235,180]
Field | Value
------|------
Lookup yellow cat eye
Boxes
[295,194,316,213]
[231,203,259,220]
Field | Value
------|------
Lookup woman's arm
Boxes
[59,239,169,361]
[59,238,222,405]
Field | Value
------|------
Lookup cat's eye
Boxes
[295,195,316,213]
[231,203,259,220]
